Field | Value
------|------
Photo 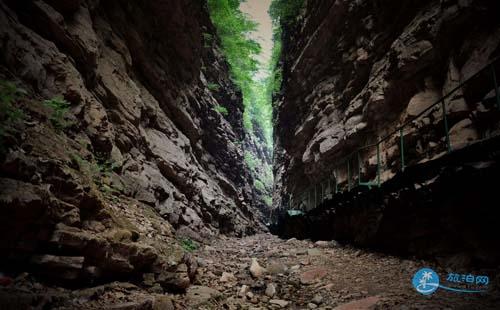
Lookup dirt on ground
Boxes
[1,234,499,309]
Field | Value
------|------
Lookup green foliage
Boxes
[71,152,121,195]
[96,153,119,176]
[214,104,229,116]
[207,1,276,192]
[0,81,25,156]
[244,151,257,172]
[180,238,198,252]
[247,81,273,145]
[268,37,283,97]
[207,82,220,91]
[266,0,304,106]
[254,179,265,192]
[43,97,72,131]
[269,0,304,26]
[207,0,261,131]
[260,163,273,189]
[263,195,273,207]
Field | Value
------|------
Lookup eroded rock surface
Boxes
[273,0,500,209]
[0,0,265,290]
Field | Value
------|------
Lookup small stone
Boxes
[107,301,151,309]
[246,291,254,299]
[320,283,334,290]
[31,255,84,270]
[238,285,250,297]
[300,267,329,285]
[269,299,289,308]
[334,296,380,310]
[204,245,216,252]
[152,296,174,310]
[314,241,331,248]
[308,303,318,309]
[186,286,221,307]
[265,283,276,297]
[267,261,287,275]
[307,249,322,256]
[196,258,207,267]
[249,258,266,278]
[220,272,236,282]
[147,284,164,294]
[142,273,155,287]
[296,249,308,255]
[312,294,323,305]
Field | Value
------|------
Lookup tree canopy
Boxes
[207,0,304,196]
[207,0,261,132]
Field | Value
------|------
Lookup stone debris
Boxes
[269,299,289,308]
[185,285,221,307]
[312,293,323,305]
[299,267,329,285]
[2,234,499,308]
[238,285,250,297]
[314,241,331,248]
[265,283,276,297]
[333,296,380,310]
[219,272,236,282]
[249,258,266,278]
[0,234,497,310]
[307,248,322,256]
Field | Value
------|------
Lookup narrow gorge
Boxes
[0,0,499,309]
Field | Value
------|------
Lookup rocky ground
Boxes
[2,234,499,309]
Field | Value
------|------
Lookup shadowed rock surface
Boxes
[0,0,266,291]
[1,0,500,308]
[274,136,500,268]
[273,0,500,208]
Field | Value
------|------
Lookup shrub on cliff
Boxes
[0,81,25,157]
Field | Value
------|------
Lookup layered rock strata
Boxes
[273,0,500,209]
[0,0,265,288]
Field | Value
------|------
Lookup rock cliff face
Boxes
[274,0,500,208]
[0,0,264,288]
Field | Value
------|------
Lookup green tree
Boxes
[207,1,284,195]
[207,0,261,132]
[269,0,304,26]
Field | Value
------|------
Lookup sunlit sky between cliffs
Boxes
[240,0,273,79]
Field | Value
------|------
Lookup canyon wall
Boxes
[0,0,265,288]
[274,0,500,209]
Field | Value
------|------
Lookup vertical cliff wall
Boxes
[274,0,500,208]
[0,0,265,288]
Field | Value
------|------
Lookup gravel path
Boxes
[2,234,499,309]
[181,233,500,309]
